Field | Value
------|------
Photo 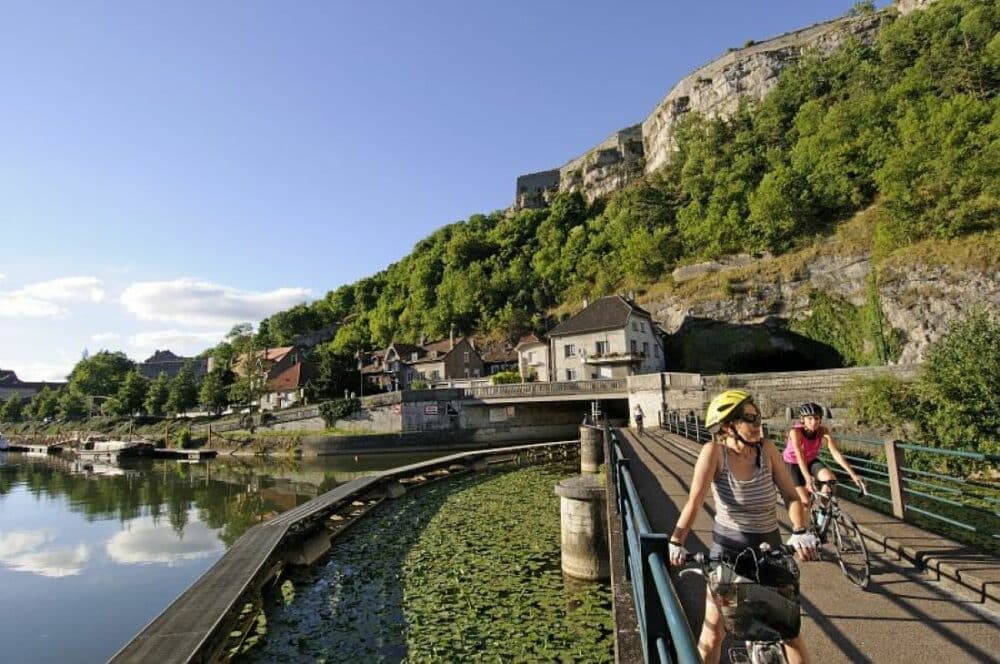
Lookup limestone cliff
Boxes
[642,224,1000,372]
[512,0,936,208]
[641,11,885,174]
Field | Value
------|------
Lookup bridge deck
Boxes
[619,427,1000,664]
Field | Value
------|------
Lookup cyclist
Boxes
[633,403,645,436]
[783,402,865,507]
[668,390,819,664]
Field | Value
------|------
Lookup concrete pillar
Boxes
[580,425,603,473]
[554,474,609,581]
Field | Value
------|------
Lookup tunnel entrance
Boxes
[666,318,845,374]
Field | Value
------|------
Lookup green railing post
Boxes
[885,439,907,519]
[639,533,670,658]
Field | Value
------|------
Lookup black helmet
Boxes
[798,402,823,417]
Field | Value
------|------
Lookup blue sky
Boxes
[0,1,883,380]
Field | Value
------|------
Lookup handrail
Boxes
[664,412,999,549]
[607,427,699,664]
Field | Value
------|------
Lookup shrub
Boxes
[491,370,522,385]
[319,398,361,427]
[175,428,193,449]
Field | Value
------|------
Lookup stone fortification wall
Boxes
[515,169,560,209]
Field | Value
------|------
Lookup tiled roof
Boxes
[388,343,425,360]
[265,362,312,391]
[515,334,546,350]
[478,340,517,363]
[421,338,460,355]
[262,347,295,362]
[547,295,652,337]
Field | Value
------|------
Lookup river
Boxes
[0,450,444,664]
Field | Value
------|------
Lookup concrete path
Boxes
[618,427,1000,664]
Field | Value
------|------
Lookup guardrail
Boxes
[660,411,1000,548]
[607,426,699,664]
[465,378,626,400]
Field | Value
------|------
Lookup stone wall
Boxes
[515,169,560,209]
[628,366,918,425]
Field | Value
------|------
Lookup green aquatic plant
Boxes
[243,463,613,662]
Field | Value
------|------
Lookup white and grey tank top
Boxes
[711,442,779,534]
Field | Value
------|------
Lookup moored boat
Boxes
[76,435,155,460]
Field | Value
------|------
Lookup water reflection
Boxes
[0,449,446,663]
[106,509,224,566]
[0,529,90,577]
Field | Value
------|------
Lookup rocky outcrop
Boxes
[641,12,885,174]
[642,239,1000,371]
[879,263,1000,364]
[556,125,644,203]
[512,0,941,208]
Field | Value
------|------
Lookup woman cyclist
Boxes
[784,402,865,507]
[668,390,819,664]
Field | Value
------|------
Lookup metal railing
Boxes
[465,378,626,399]
[661,411,1000,547]
[607,426,699,664]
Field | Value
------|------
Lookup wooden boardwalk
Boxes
[110,441,577,664]
[618,426,1000,664]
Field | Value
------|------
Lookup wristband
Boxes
[792,527,807,535]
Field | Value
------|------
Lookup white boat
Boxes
[76,435,155,460]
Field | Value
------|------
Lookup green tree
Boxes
[0,394,23,422]
[145,372,171,417]
[918,307,1000,458]
[224,324,266,409]
[28,387,60,421]
[67,350,135,398]
[166,363,200,415]
[304,345,360,402]
[198,370,229,416]
[57,390,88,420]
[116,369,149,416]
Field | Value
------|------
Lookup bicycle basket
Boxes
[708,554,801,641]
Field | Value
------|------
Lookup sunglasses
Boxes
[736,412,762,425]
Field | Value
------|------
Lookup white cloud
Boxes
[120,278,311,327]
[20,276,104,303]
[0,530,90,578]
[90,332,122,343]
[106,512,224,565]
[0,272,6,282]
[127,329,226,357]
[0,275,105,318]
[0,292,66,318]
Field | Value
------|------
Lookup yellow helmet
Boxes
[705,390,753,431]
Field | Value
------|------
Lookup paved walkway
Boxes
[618,427,1000,664]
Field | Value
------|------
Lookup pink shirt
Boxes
[782,422,824,464]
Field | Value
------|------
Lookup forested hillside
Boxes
[256,0,998,360]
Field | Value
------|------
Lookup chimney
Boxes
[450,324,455,350]
[420,332,426,346]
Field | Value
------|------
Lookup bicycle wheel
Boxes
[832,510,870,589]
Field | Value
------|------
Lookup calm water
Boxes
[0,450,444,664]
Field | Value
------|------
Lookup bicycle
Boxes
[809,478,870,589]
[680,544,802,664]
